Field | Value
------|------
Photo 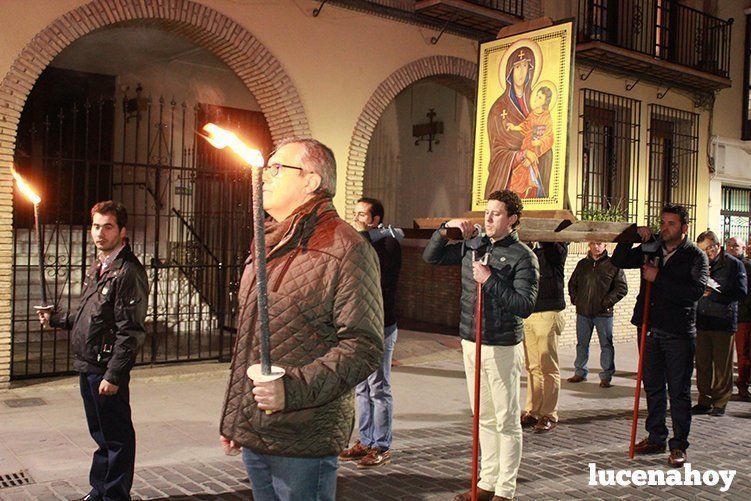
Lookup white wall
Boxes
[363,79,475,228]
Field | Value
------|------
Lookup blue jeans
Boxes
[241,449,338,501]
[574,315,615,381]
[640,329,695,451]
[356,323,397,450]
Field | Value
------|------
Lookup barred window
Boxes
[721,187,751,244]
[646,104,699,233]
[578,89,641,222]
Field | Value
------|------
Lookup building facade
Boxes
[0,0,747,386]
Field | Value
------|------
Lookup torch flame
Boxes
[202,123,265,168]
[10,166,41,204]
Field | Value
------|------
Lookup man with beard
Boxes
[339,197,402,468]
[611,204,708,468]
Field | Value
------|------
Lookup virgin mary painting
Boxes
[484,40,553,200]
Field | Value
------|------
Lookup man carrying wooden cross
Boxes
[424,189,539,501]
[611,203,708,468]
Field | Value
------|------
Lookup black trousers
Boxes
[79,372,135,501]
[639,329,695,451]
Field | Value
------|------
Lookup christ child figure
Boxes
[505,85,555,198]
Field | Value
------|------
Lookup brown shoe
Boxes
[356,447,391,468]
[567,375,586,383]
[338,440,370,461]
[520,412,538,428]
[668,449,687,468]
[633,438,665,455]
[534,416,557,433]
[599,380,612,388]
[453,488,495,501]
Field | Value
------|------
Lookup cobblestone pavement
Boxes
[4,407,750,499]
[2,332,751,500]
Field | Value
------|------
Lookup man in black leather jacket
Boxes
[611,204,708,469]
[692,231,747,416]
[39,201,148,501]
[424,190,539,501]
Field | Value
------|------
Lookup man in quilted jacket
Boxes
[219,138,384,501]
[424,190,539,501]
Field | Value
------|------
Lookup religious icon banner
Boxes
[472,21,573,211]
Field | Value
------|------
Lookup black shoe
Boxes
[709,407,725,416]
[691,404,712,415]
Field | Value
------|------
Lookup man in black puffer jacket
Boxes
[611,203,708,469]
[521,241,568,433]
[692,231,747,417]
[424,190,538,501]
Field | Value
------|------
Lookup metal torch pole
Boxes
[471,251,483,501]
[251,165,271,375]
[33,202,49,308]
[629,281,653,458]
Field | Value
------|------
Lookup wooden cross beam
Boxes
[403,210,642,243]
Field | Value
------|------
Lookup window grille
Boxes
[578,89,641,222]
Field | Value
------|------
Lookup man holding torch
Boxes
[611,204,708,468]
[38,201,148,501]
[423,190,539,501]
[219,138,384,500]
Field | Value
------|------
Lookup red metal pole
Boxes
[629,281,653,459]
[471,280,483,501]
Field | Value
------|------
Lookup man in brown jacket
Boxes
[219,138,384,501]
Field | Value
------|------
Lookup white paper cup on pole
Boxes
[247,364,286,415]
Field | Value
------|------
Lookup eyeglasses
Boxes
[263,163,305,177]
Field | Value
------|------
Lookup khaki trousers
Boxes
[696,329,735,409]
[461,340,524,499]
[523,311,564,422]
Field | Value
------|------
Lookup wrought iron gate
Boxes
[11,84,272,379]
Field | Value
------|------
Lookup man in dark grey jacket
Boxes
[424,190,539,501]
[39,201,148,501]
[692,231,747,416]
[567,242,627,387]
[728,237,751,401]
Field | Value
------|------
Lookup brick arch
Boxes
[0,0,309,386]
[344,55,477,214]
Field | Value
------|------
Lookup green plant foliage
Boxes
[580,204,628,223]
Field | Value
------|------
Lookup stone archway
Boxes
[0,0,310,385]
[344,55,477,215]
